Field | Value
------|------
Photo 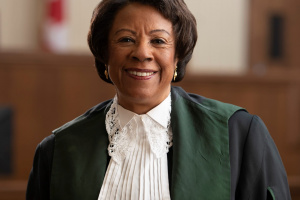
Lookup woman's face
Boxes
[107,3,178,114]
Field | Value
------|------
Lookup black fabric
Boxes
[26,134,54,200]
[167,146,173,193]
[26,110,291,200]
[0,107,13,174]
[229,112,291,199]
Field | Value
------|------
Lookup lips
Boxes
[125,68,157,78]
[127,71,154,77]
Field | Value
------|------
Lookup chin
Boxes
[128,91,155,101]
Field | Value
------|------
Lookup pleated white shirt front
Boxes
[98,95,172,200]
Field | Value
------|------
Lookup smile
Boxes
[127,71,155,77]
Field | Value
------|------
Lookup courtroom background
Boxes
[0,0,299,199]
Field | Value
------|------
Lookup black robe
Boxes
[26,87,291,200]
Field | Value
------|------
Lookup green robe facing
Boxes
[26,86,291,200]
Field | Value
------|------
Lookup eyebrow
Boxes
[114,29,170,36]
[115,29,136,35]
[150,29,170,36]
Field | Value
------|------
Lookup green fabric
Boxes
[50,104,111,200]
[50,87,242,200]
[170,88,241,200]
[267,187,276,200]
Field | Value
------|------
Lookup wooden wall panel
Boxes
[250,0,300,70]
[0,52,299,199]
[0,53,115,181]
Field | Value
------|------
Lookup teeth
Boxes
[128,71,154,77]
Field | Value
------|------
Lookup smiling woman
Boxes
[107,3,177,114]
[26,0,291,200]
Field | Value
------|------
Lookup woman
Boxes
[26,0,291,199]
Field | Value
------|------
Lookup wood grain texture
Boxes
[0,52,299,199]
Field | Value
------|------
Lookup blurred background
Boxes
[0,0,299,199]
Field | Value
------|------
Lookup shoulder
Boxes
[228,106,271,155]
[171,86,244,120]
[229,110,270,144]
[229,111,290,199]
[34,134,55,161]
[52,99,112,136]
[39,134,55,149]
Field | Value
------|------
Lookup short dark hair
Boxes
[87,0,197,83]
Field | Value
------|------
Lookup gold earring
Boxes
[173,66,178,81]
[105,70,109,79]
[105,65,109,79]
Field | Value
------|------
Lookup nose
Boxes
[131,41,153,62]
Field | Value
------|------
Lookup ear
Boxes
[174,57,179,68]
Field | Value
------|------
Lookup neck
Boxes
[117,93,170,115]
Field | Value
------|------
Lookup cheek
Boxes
[107,64,122,86]
[108,50,125,73]
[108,44,130,65]
[159,54,177,78]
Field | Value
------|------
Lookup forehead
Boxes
[110,3,173,33]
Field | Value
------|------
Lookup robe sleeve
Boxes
[229,111,291,200]
[26,134,55,200]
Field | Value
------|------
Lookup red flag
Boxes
[43,0,68,52]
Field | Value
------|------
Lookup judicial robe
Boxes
[26,86,291,200]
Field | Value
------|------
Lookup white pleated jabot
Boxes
[98,94,173,200]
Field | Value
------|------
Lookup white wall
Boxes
[0,0,249,74]
[67,0,100,52]
[185,0,249,74]
[0,0,39,51]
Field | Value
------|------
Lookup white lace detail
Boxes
[105,95,173,164]
[105,96,135,164]
[142,108,172,159]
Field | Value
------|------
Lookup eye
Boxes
[151,38,166,45]
[118,37,135,43]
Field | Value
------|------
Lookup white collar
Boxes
[105,94,172,164]
[117,94,171,129]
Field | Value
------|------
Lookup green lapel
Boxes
[50,87,241,200]
[170,87,241,200]
[50,102,111,200]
